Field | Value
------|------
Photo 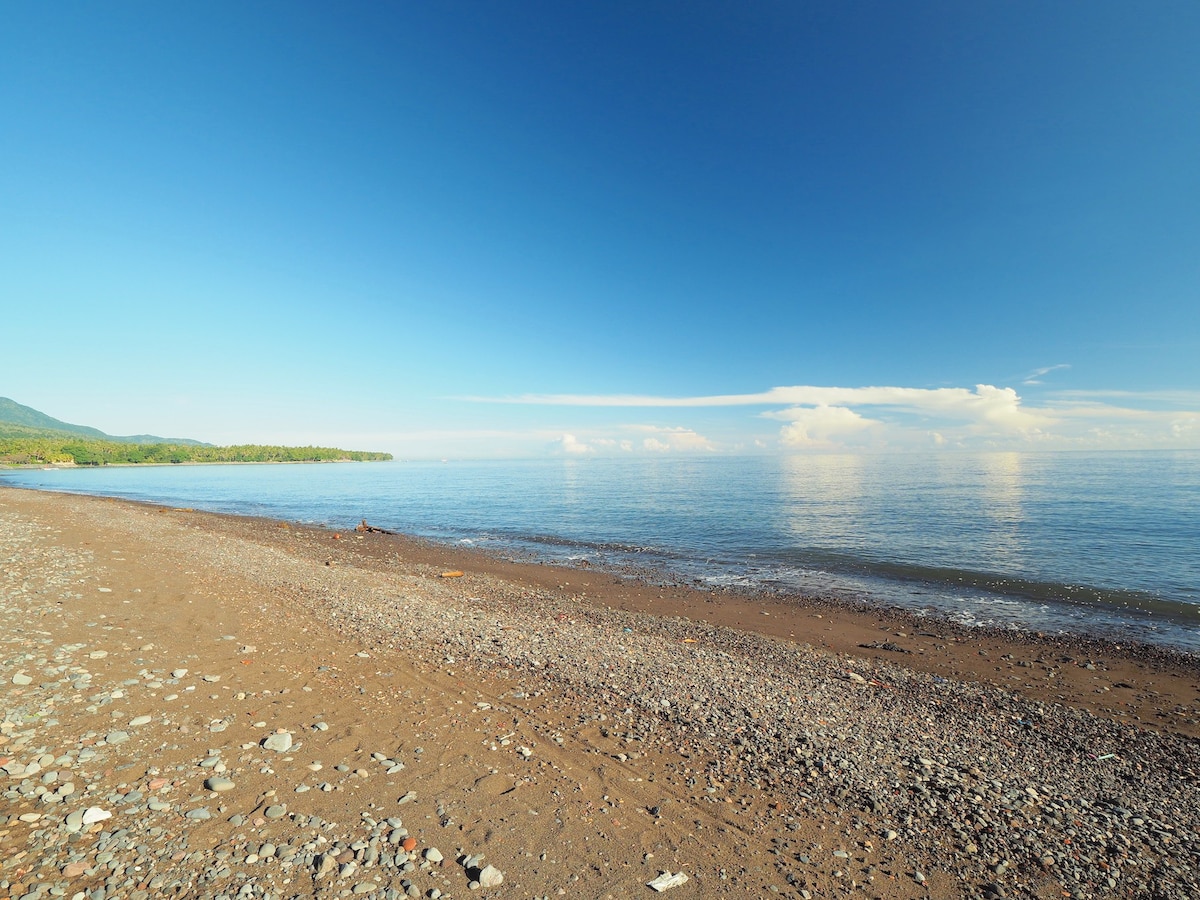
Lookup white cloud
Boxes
[592,437,640,453]
[632,425,717,453]
[1171,416,1199,439]
[555,433,592,455]
[756,384,1056,439]
[459,382,1200,453]
[777,405,880,449]
[471,383,1055,432]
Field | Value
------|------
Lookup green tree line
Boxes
[0,435,391,466]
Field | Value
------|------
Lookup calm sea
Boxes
[3,452,1198,652]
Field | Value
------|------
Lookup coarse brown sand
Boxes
[1,487,1198,900]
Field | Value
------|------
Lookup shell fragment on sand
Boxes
[647,871,689,892]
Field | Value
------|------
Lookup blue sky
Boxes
[3,2,1198,457]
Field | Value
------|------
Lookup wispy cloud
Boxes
[472,384,1057,432]
[462,382,1200,453]
[468,383,1050,421]
[1049,389,1200,408]
[1022,363,1071,385]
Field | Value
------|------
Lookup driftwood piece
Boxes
[354,519,397,535]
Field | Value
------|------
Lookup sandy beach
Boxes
[1,488,1198,900]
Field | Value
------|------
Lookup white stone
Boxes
[81,807,112,825]
[477,864,504,887]
[262,732,293,753]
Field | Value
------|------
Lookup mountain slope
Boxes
[0,397,207,445]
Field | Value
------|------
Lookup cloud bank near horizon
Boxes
[463,383,1200,454]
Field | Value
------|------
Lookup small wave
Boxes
[784,552,1200,626]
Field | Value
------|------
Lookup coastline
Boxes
[2,487,1198,899]
[0,458,388,470]
[5,452,1197,656]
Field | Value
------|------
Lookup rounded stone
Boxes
[262,732,293,753]
[82,807,112,825]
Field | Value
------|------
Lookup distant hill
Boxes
[0,396,392,466]
[0,397,208,445]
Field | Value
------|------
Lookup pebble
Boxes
[204,776,235,792]
[82,806,112,825]
[262,732,293,752]
[476,864,504,887]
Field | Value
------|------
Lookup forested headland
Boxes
[0,397,391,466]
[0,426,392,466]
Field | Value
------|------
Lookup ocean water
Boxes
[3,451,1198,652]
